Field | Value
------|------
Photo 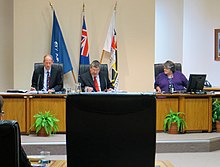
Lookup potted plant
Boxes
[31,111,59,136]
[163,109,187,134]
[212,99,220,132]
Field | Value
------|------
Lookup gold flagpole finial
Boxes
[114,1,117,10]
[49,1,54,11]
[83,3,85,12]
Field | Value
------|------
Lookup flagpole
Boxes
[49,1,54,11]
[82,3,85,21]
[83,3,85,12]
[71,70,77,83]
[100,51,105,64]
[114,1,117,11]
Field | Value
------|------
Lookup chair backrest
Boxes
[34,63,63,73]
[79,64,108,77]
[0,120,20,167]
[66,94,156,167]
[154,63,182,79]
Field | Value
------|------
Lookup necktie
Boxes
[47,71,50,91]
[94,76,100,92]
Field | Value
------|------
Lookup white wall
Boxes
[13,0,155,92]
[155,0,183,63]
[156,0,220,86]
[183,0,220,86]
[0,0,13,91]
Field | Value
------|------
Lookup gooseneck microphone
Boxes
[104,77,107,92]
[37,74,41,92]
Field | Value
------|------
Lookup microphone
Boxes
[37,74,41,91]
[104,77,107,92]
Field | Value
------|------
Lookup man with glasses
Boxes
[79,60,114,92]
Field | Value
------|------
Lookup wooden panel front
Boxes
[184,98,209,131]
[2,97,27,133]
[29,97,66,132]
[156,97,179,131]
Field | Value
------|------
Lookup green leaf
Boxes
[30,111,60,135]
[212,98,220,123]
[163,108,187,133]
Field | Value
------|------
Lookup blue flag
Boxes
[51,11,73,74]
[80,15,90,65]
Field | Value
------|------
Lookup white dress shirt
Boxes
[43,67,51,91]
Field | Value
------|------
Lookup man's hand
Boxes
[85,86,93,92]
[48,89,55,93]
[105,88,114,92]
[156,86,161,93]
[30,87,36,91]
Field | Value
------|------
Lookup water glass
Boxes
[75,83,82,93]
[40,150,50,161]
[66,87,72,94]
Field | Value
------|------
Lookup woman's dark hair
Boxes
[164,60,176,72]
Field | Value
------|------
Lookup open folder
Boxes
[7,89,28,93]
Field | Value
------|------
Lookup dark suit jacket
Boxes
[79,71,113,92]
[31,65,63,91]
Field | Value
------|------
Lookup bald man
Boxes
[31,54,63,92]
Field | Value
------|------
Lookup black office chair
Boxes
[0,120,31,167]
[34,62,63,72]
[79,64,108,77]
[154,63,182,79]
[66,94,156,167]
[0,120,20,166]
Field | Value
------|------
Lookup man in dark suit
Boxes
[31,54,63,92]
[79,60,114,92]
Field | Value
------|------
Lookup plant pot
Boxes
[37,127,49,137]
[168,122,179,134]
[216,121,220,132]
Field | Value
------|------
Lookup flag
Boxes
[80,14,90,65]
[50,11,75,88]
[102,10,119,90]
[79,13,90,79]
